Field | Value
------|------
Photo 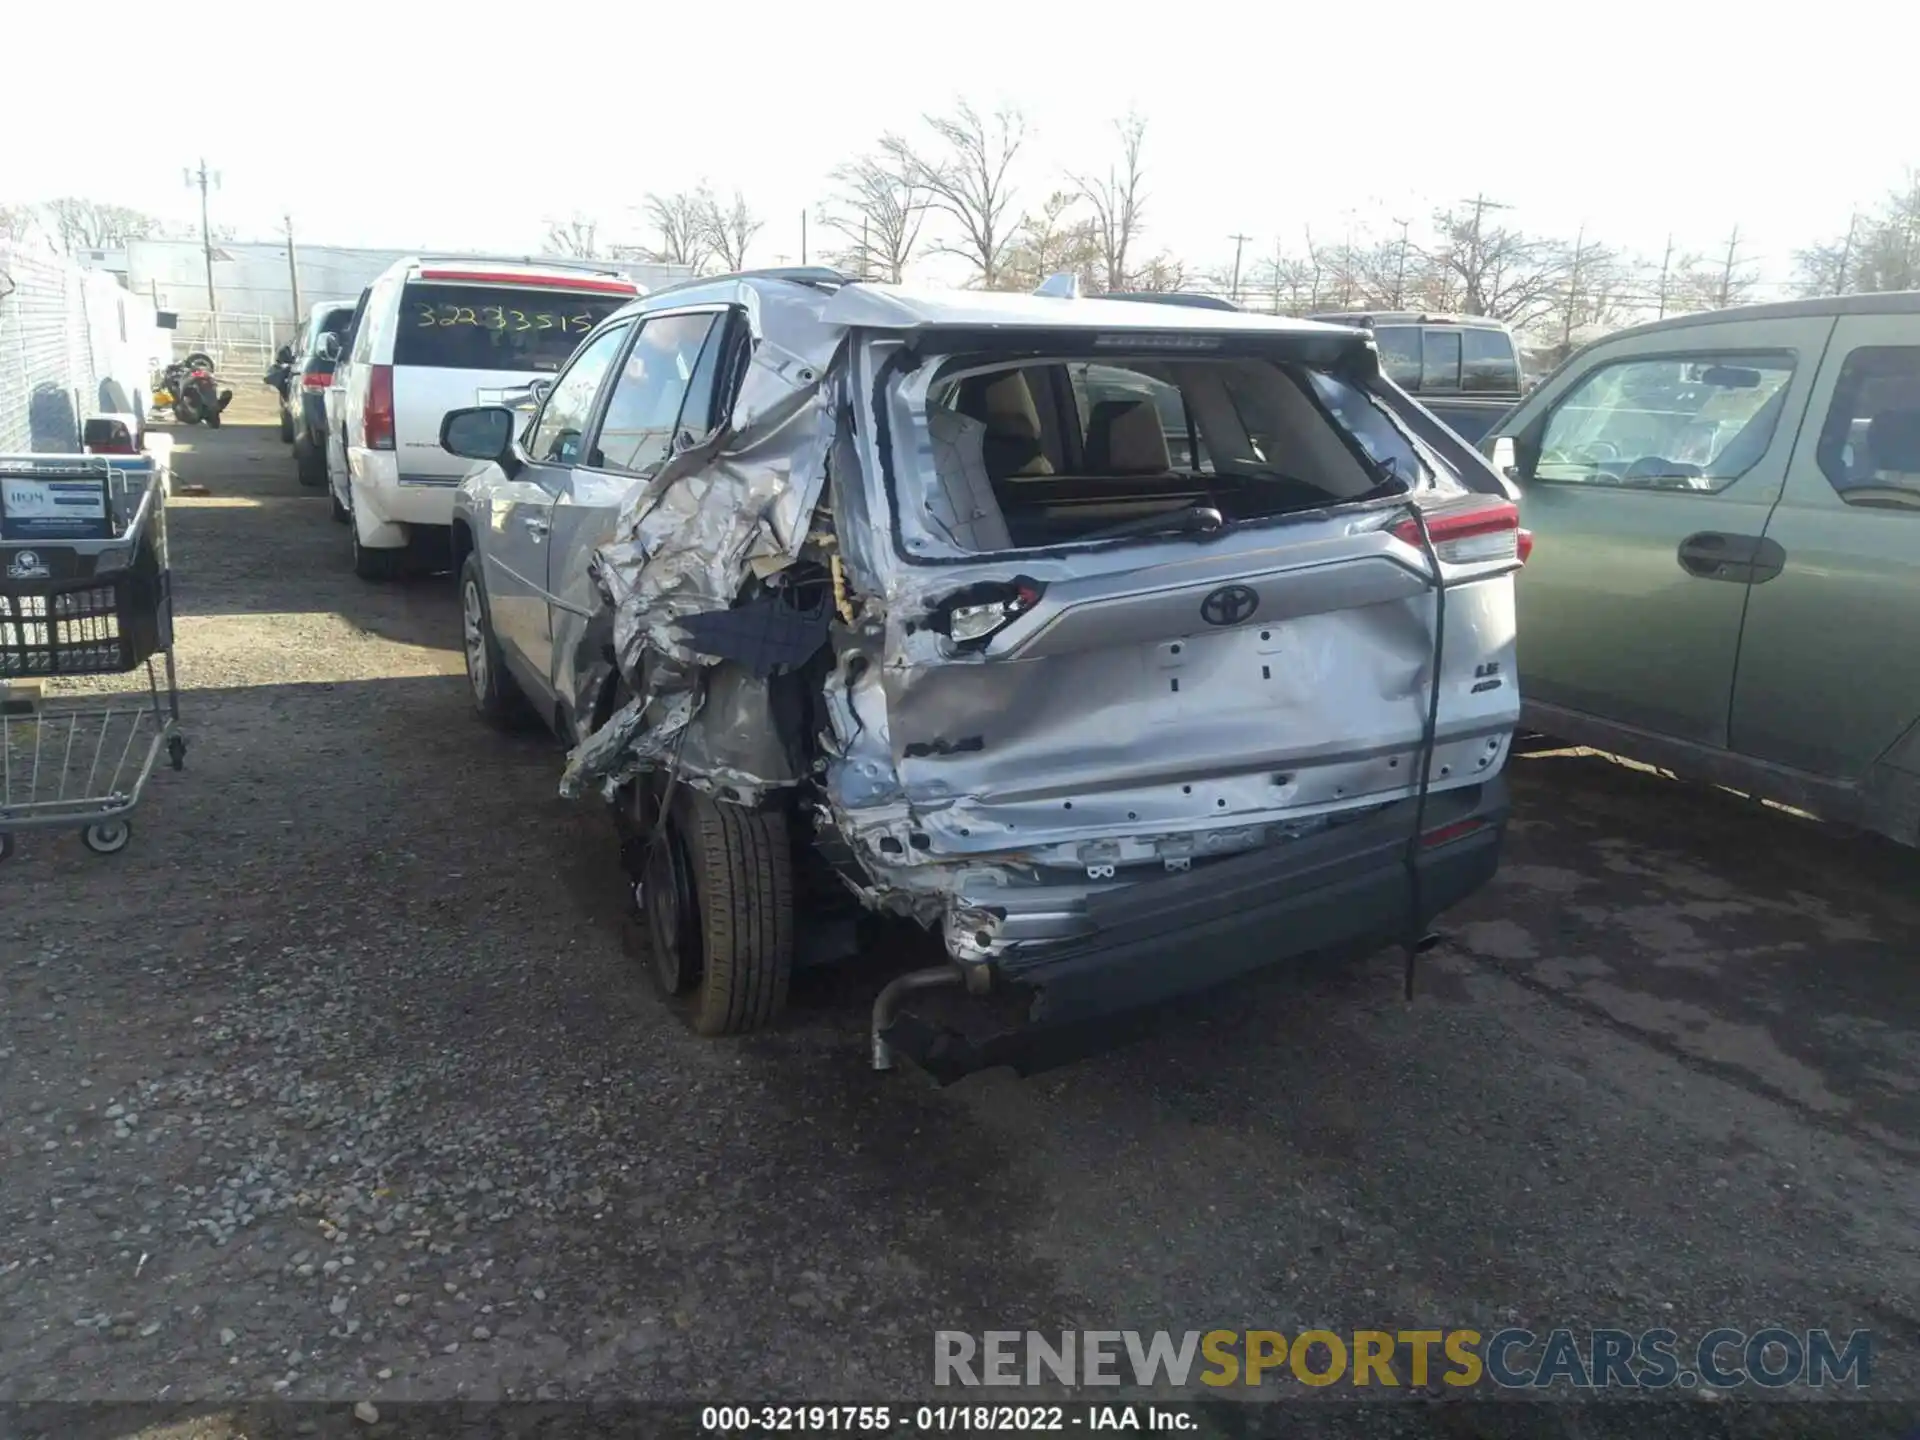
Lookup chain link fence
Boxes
[0,242,166,453]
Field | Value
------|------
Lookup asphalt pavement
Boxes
[2,415,1916,1435]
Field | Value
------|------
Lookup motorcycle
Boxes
[164,352,233,428]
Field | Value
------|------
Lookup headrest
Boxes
[1867,409,1920,472]
[1084,399,1171,475]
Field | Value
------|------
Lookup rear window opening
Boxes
[902,352,1432,552]
[392,283,629,373]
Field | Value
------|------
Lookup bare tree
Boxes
[544,215,601,258]
[43,198,164,254]
[1126,253,1191,294]
[882,101,1027,289]
[0,204,42,246]
[1000,190,1099,292]
[1071,113,1148,292]
[642,189,715,271]
[1418,201,1570,330]
[1795,173,1920,296]
[698,190,763,273]
[817,153,929,282]
[1253,240,1315,314]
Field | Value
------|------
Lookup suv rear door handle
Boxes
[522,514,550,541]
[1677,532,1786,584]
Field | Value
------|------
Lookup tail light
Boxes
[83,418,137,454]
[301,370,333,390]
[364,364,395,451]
[1391,498,1528,566]
[927,578,1045,649]
[1422,815,1489,848]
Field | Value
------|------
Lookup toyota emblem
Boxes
[1199,583,1259,627]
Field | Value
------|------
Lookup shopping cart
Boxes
[0,454,186,863]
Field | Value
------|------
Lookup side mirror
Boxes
[318,333,342,361]
[1490,435,1521,483]
[275,345,295,366]
[440,406,519,472]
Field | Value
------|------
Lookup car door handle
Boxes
[522,515,550,541]
[1677,532,1786,584]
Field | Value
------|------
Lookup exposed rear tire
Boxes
[279,408,295,443]
[648,788,794,1036]
[349,489,405,580]
[458,554,527,727]
[204,408,222,429]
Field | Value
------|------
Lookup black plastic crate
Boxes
[0,544,166,677]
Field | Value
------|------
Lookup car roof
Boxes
[389,254,639,294]
[1586,289,1920,345]
[1308,310,1511,330]
[819,282,1354,337]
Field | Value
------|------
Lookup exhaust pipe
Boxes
[871,964,965,1072]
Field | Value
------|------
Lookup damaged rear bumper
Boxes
[877,776,1508,1083]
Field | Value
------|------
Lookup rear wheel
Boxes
[294,432,327,488]
[349,489,405,581]
[459,554,526,727]
[203,406,222,429]
[278,406,295,443]
[643,786,793,1036]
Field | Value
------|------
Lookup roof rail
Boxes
[1105,291,1241,312]
[643,265,858,300]
[411,252,632,276]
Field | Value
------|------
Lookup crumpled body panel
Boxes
[558,276,1520,963]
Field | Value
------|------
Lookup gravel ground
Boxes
[2,417,1917,1430]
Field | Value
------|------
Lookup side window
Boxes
[527,323,631,466]
[1373,326,1423,389]
[1814,347,1920,510]
[1422,330,1462,390]
[591,312,724,475]
[345,288,374,364]
[1536,353,1796,492]
[1462,328,1519,393]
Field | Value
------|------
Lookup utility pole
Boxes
[1227,232,1252,303]
[860,214,871,280]
[284,213,302,323]
[1561,225,1586,351]
[1717,226,1742,309]
[1836,213,1859,294]
[1391,217,1412,308]
[1457,194,1511,314]
[185,160,220,312]
[800,210,808,266]
[1656,234,1675,319]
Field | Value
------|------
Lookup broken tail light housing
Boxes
[927,578,1046,649]
[1391,498,1529,566]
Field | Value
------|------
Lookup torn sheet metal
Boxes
[562,278,845,799]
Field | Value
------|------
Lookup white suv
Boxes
[325,256,639,580]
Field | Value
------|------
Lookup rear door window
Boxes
[1422,330,1463,390]
[1373,326,1423,389]
[1462,327,1519,392]
[590,312,724,475]
[393,283,629,373]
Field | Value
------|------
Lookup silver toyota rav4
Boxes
[441,268,1527,1080]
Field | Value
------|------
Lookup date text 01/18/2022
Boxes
[699,1406,1195,1432]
